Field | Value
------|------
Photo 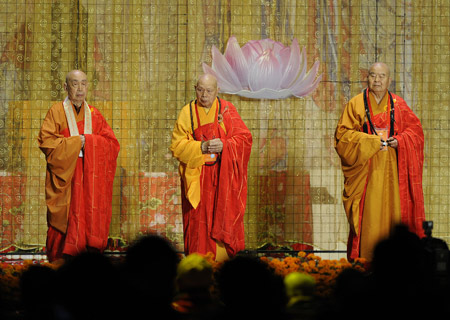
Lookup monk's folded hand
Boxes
[387,137,398,149]
[380,139,387,150]
[80,134,85,149]
[201,140,209,154]
[207,138,223,153]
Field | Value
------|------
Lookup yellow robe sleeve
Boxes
[170,104,205,209]
[334,94,381,234]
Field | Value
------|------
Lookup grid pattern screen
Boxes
[0,0,448,257]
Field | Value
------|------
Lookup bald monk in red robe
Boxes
[171,74,252,261]
[335,62,425,260]
[38,70,120,262]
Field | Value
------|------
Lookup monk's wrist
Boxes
[201,141,205,154]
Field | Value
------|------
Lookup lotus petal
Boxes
[294,74,323,97]
[232,88,294,99]
[242,39,282,64]
[278,46,291,78]
[260,38,284,53]
[279,39,302,89]
[242,41,264,68]
[248,49,282,92]
[288,47,310,89]
[204,36,321,99]
[224,36,250,89]
[295,72,323,97]
[202,63,239,94]
[202,63,218,78]
[210,45,243,92]
[291,60,322,97]
[296,47,308,84]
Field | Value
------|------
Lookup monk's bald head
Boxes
[369,62,390,78]
[66,70,87,85]
[367,62,391,99]
[196,74,218,89]
[195,74,219,109]
[64,70,88,106]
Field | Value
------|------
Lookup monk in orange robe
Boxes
[335,62,425,260]
[171,74,252,261]
[38,70,120,262]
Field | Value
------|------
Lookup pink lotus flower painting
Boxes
[203,36,322,100]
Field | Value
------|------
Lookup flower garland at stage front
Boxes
[0,252,368,309]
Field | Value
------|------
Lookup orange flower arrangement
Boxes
[0,260,57,307]
[201,251,367,297]
[0,252,367,305]
[260,252,367,296]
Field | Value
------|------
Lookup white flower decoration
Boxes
[203,36,322,100]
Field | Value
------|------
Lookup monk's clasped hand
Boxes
[380,140,387,150]
[207,138,223,153]
[80,134,85,148]
[386,137,398,149]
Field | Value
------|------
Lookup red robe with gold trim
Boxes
[171,98,252,258]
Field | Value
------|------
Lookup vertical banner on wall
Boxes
[0,172,26,252]
[138,172,183,251]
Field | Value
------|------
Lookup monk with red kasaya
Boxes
[335,62,425,261]
[171,74,252,261]
[38,70,120,262]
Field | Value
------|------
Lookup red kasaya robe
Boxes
[171,98,252,258]
[335,91,425,260]
[38,101,120,262]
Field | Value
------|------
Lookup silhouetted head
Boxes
[216,255,286,318]
[176,253,213,293]
[56,251,117,319]
[121,234,181,318]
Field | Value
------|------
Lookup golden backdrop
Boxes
[0,0,448,254]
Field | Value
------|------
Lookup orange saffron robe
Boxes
[171,98,252,258]
[38,101,120,262]
[335,91,425,260]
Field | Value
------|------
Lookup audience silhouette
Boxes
[319,224,450,320]
[1,229,448,320]
[172,253,223,319]
[284,272,320,320]
[215,254,287,320]
[119,234,181,319]
[370,224,449,319]
[317,265,370,319]
[54,251,118,320]
[20,264,57,320]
